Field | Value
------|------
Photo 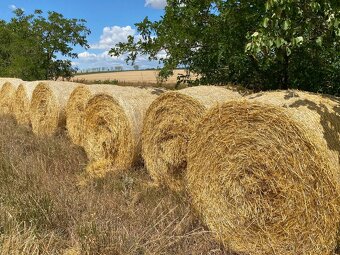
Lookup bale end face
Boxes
[84,94,135,175]
[30,83,60,136]
[66,86,92,146]
[186,100,340,255]
[13,84,31,126]
[0,82,18,115]
[142,92,205,192]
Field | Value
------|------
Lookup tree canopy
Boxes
[0,9,90,81]
[111,0,340,95]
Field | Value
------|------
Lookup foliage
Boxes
[111,0,340,95]
[247,0,340,93]
[0,9,90,80]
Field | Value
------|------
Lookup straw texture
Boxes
[13,81,42,126]
[186,91,340,255]
[30,81,83,136]
[0,79,23,115]
[248,90,340,177]
[66,84,119,146]
[83,86,162,177]
[0,78,22,90]
[142,86,241,191]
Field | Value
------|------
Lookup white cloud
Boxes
[78,52,97,59]
[8,4,24,11]
[145,0,167,9]
[76,50,161,70]
[90,26,136,50]
[156,49,168,59]
[9,4,17,10]
[76,24,165,70]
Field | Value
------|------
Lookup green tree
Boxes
[32,10,90,80]
[110,0,265,87]
[5,9,45,80]
[0,9,90,81]
[0,20,13,76]
[246,0,340,92]
[111,0,340,95]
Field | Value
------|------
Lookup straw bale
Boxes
[142,86,241,191]
[186,90,340,255]
[84,86,162,177]
[0,79,23,115]
[66,84,120,146]
[13,81,42,126]
[30,81,84,136]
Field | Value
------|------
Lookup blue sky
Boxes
[0,0,167,70]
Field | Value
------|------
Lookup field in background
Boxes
[72,69,194,88]
[0,116,231,255]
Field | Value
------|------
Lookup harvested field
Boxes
[0,116,229,255]
[30,81,84,136]
[84,86,163,177]
[142,86,241,192]
[73,69,194,86]
[186,90,340,255]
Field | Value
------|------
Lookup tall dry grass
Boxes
[0,116,231,255]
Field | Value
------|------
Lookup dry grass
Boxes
[83,86,163,177]
[186,95,340,255]
[0,116,232,255]
[142,86,241,192]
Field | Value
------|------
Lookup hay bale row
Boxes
[186,90,340,255]
[0,77,339,254]
[142,86,241,191]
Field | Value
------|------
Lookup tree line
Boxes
[0,9,90,81]
[111,0,340,96]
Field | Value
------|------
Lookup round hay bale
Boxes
[13,81,41,126]
[83,86,162,177]
[186,91,340,255]
[30,81,84,136]
[0,79,24,115]
[142,86,241,192]
[247,90,340,176]
[0,78,22,89]
[66,84,120,147]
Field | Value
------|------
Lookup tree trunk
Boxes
[281,54,289,90]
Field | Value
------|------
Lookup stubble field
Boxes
[72,69,192,87]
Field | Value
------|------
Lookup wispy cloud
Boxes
[9,4,17,10]
[8,4,24,11]
[145,0,167,9]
